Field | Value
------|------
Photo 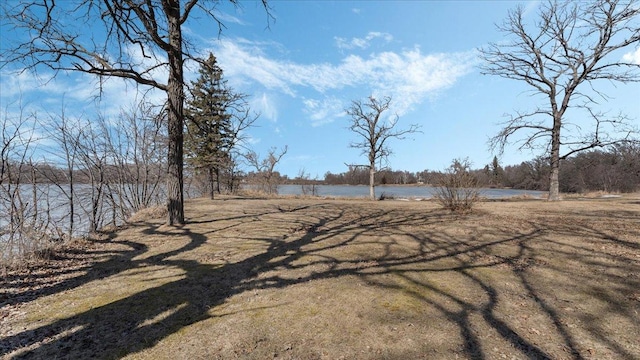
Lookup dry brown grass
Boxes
[2,194,639,359]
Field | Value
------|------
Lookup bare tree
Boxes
[346,96,420,200]
[224,103,259,193]
[1,103,53,266]
[75,119,110,233]
[100,102,166,222]
[297,168,319,196]
[1,0,270,225]
[244,146,288,195]
[40,108,83,240]
[479,0,640,201]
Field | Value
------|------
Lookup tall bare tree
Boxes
[1,0,269,225]
[479,0,640,200]
[346,96,420,200]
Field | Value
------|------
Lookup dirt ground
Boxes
[1,194,639,360]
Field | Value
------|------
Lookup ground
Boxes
[1,194,639,359]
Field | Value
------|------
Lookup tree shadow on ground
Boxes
[1,199,638,359]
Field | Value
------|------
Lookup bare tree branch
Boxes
[479,0,640,200]
[1,0,271,225]
[346,95,421,200]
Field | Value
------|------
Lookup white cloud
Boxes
[0,42,170,120]
[212,11,245,26]
[622,48,640,65]
[352,8,361,14]
[213,39,476,120]
[335,32,393,50]
[302,96,345,127]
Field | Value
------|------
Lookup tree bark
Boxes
[369,164,376,200]
[209,167,215,200]
[165,0,185,225]
[548,114,562,201]
[215,167,221,194]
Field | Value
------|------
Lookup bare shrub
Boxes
[298,168,319,197]
[1,108,56,269]
[244,146,288,195]
[435,158,481,213]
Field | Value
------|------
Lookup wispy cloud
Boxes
[213,11,246,26]
[302,96,345,127]
[213,38,476,125]
[335,32,393,50]
[0,66,166,123]
[522,0,540,17]
[252,92,278,122]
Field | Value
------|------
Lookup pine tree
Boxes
[185,53,233,199]
[491,156,504,187]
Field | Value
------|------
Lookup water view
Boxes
[277,184,546,199]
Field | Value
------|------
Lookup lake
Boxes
[276,184,547,199]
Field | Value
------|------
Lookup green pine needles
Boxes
[185,53,255,198]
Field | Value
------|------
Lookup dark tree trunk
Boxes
[209,167,215,200]
[215,167,221,194]
[165,0,185,225]
[369,154,376,200]
[548,114,562,201]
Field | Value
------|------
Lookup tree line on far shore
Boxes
[316,145,640,194]
[5,142,639,195]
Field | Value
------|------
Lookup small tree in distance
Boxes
[435,158,481,213]
[346,96,420,200]
[297,168,319,196]
[244,146,288,195]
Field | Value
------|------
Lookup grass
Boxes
[1,195,639,359]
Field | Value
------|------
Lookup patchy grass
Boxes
[1,195,639,359]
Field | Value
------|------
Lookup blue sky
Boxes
[1,1,639,178]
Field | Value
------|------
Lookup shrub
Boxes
[434,158,481,213]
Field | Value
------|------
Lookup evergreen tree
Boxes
[490,156,504,186]
[185,53,233,199]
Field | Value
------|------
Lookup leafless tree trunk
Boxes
[40,108,83,240]
[98,102,166,221]
[1,104,54,267]
[244,146,288,195]
[346,96,420,200]
[225,153,244,194]
[1,0,271,225]
[225,99,259,194]
[75,120,108,234]
[297,168,319,196]
[480,0,640,201]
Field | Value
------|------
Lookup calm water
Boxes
[277,184,547,199]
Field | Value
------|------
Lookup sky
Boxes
[1,1,639,178]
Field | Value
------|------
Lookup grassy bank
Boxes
[2,195,639,359]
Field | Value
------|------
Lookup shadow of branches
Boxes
[1,198,638,359]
